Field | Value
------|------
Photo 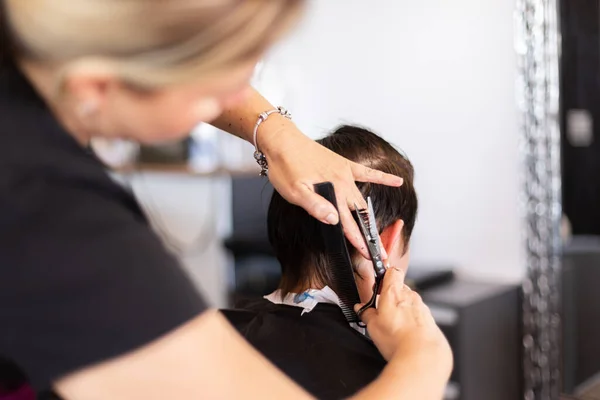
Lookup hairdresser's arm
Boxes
[211,88,403,259]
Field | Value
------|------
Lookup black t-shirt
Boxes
[222,298,387,400]
[0,61,207,391]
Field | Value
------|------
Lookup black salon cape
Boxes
[0,60,207,392]
[222,298,387,399]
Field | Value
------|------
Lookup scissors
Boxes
[354,197,388,323]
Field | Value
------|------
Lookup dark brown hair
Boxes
[267,125,418,297]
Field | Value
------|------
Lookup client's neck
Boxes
[288,278,325,294]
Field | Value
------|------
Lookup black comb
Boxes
[314,182,361,323]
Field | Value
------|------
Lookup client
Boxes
[222,125,418,399]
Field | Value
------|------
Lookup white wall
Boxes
[260,0,524,281]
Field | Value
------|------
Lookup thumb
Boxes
[355,303,376,325]
[293,183,339,225]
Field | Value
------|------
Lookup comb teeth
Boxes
[327,252,361,323]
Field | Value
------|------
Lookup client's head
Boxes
[267,125,418,303]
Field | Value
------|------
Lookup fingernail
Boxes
[324,213,338,225]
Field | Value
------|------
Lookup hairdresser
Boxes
[0,1,451,399]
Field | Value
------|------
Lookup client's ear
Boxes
[379,220,405,259]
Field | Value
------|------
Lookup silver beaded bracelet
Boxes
[253,106,292,176]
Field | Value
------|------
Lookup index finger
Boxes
[351,163,404,187]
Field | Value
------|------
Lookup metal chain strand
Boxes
[515,0,562,398]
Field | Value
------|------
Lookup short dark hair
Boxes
[267,125,418,297]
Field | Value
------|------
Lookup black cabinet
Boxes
[423,280,522,400]
[561,236,600,394]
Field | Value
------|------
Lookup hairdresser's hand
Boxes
[358,267,453,372]
[261,127,403,259]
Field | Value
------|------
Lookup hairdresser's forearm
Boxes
[210,87,298,152]
[352,349,450,400]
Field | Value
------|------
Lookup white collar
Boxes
[264,286,367,336]
[264,286,340,315]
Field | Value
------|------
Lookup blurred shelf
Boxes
[113,162,260,178]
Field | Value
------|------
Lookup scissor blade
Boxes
[366,197,379,241]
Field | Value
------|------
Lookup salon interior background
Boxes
[123,0,521,307]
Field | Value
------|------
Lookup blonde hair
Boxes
[2,0,304,88]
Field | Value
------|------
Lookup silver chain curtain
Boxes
[515,0,562,398]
